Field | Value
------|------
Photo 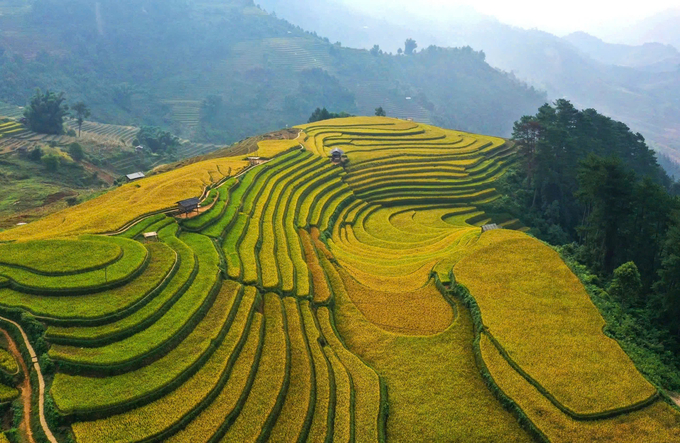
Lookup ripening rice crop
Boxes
[480,333,680,442]
[221,293,288,442]
[165,289,263,443]
[0,238,122,274]
[0,242,174,319]
[3,117,672,443]
[323,345,352,443]
[50,280,241,414]
[0,158,248,241]
[454,229,658,415]
[330,263,532,442]
[70,283,258,443]
[317,306,382,442]
[299,302,332,442]
[268,298,314,442]
[253,138,300,158]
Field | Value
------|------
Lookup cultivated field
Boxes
[0,117,676,442]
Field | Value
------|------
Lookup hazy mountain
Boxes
[258,0,680,165]
[563,31,680,72]
[609,9,680,48]
[0,0,544,143]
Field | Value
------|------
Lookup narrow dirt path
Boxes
[0,328,35,443]
[0,317,58,443]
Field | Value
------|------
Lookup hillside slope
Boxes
[0,0,544,143]
[0,118,677,442]
[257,0,680,163]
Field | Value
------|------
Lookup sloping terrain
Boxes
[0,0,545,143]
[0,117,677,442]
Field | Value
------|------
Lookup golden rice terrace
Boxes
[0,117,677,442]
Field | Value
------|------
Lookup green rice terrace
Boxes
[0,117,677,442]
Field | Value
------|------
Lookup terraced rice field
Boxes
[0,117,677,442]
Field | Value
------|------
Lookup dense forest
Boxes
[0,0,545,143]
[492,100,680,389]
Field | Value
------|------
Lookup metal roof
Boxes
[126,172,146,180]
[177,198,201,207]
[330,148,344,155]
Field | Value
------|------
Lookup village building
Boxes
[177,198,201,217]
[247,156,266,166]
[126,172,145,182]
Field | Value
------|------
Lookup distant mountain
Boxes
[0,0,544,143]
[563,31,680,72]
[610,9,680,48]
[258,0,680,165]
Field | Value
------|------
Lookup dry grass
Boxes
[455,229,657,414]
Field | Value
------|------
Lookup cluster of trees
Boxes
[494,100,680,386]
[307,107,352,123]
[133,126,180,155]
[22,89,90,136]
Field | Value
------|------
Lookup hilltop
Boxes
[0,117,677,442]
[0,0,545,144]
[258,0,680,166]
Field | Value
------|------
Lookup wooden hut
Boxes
[177,198,200,216]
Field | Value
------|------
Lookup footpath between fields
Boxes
[0,317,58,443]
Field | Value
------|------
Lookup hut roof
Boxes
[177,198,201,207]
[126,172,146,181]
[330,148,344,155]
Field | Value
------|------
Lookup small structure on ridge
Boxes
[126,172,146,182]
[177,198,200,217]
[143,232,159,242]
[330,148,346,165]
[247,156,266,166]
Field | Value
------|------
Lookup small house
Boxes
[126,172,146,182]
[247,156,266,166]
[143,232,159,242]
[177,198,200,217]
[330,148,345,164]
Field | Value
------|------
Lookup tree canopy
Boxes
[23,90,69,135]
[135,126,180,154]
[307,107,352,123]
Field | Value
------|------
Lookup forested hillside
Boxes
[0,0,544,144]
[257,0,680,167]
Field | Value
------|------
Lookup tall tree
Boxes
[24,89,69,135]
[405,38,418,55]
[71,101,91,137]
[655,211,680,338]
[375,107,386,117]
[576,154,634,272]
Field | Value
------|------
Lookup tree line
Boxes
[493,99,680,389]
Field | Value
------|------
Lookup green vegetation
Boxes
[0,117,675,442]
[0,1,544,145]
[23,89,69,135]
